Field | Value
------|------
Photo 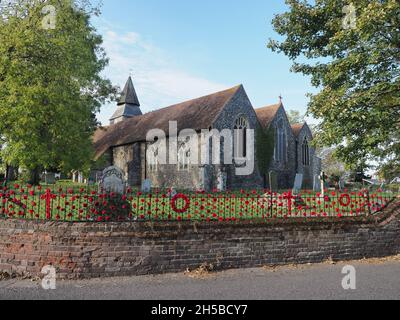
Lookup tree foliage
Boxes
[0,0,116,180]
[268,0,400,172]
[287,110,305,125]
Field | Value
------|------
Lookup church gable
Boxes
[292,123,313,141]
[213,85,259,131]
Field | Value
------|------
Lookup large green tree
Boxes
[268,0,400,173]
[0,0,116,183]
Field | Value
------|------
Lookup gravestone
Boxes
[319,172,327,197]
[293,174,304,194]
[338,179,345,191]
[44,172,56,185]
[100,166,125,194]
[141,179,152,193]
[88,170,102,185]
[313,175,322,193]
[217,170,227,192]
[269,171,278,192]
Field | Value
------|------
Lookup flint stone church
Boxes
[93,77,321,191]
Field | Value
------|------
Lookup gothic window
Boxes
[275,120,287,163]
[234,116,249,159]
[302,138,310,166]
[178,143,190,171]
[147,145,158,173]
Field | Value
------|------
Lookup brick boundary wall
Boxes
[0,198,399,279]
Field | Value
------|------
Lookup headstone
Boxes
[217,169,227,192]
[313,174,322,193]
[293,174,303,194]
[44,172,56,185]
[96,171,103,184]
[88,170,101,185]
[100,166,125,194]
[338,180,345,191]
[269,171,278,192]
[141,179,152,193]
[319,171,327,197]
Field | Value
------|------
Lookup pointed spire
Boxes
[110,76,142,124]
[118,76,140,106]
[279,94,283,104]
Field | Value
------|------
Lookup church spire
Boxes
[118,76,140,106]
[110,76,142,125]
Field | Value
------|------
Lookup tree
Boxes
[320,147,348,182]
[377,161,399,182]
[268,0,400,172]
[0,0,116,184]
[287,110,305,125]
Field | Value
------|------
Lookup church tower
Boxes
[110,76,142,125]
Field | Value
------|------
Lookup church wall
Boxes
[212,86,263,190]
[147,163,203,190]
[267,107,297,190]
[145,136,204,191]
[296,126,317,189]
[112,143,142,187]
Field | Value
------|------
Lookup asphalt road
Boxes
[1,260,400,300]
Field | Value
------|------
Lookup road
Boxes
[1,259,400,300]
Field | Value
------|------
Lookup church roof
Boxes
[94,85,242,159]
[255,103,282,129]
[291,123,305,137]
[110,104,142,121]
[118,76,140,106]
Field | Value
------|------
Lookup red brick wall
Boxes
[0,199,399,279]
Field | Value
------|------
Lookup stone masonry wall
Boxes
[0,199,399,280]
[112,143,142,187]
[296,124,317,189]
[213,85,263,190]
[267,107,297,190]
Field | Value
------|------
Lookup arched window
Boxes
[234,117,248,159]
[147,145,158,173]
[275,120,287,163]
[302,138,310,166]
[178,143,190,171]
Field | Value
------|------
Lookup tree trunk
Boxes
[28,167,41,186]
[5,165,17,182]
[263,174,268,189]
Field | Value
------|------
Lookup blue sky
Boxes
[92,0,317,125]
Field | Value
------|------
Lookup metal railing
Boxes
[0,183,396,222]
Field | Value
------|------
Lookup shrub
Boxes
[89,194,132,222]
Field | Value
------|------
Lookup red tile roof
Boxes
[291,123,305,137]
[255,103,282,129]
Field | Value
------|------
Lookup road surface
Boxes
[1,259,400,300]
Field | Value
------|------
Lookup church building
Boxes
[93,77,321,191]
